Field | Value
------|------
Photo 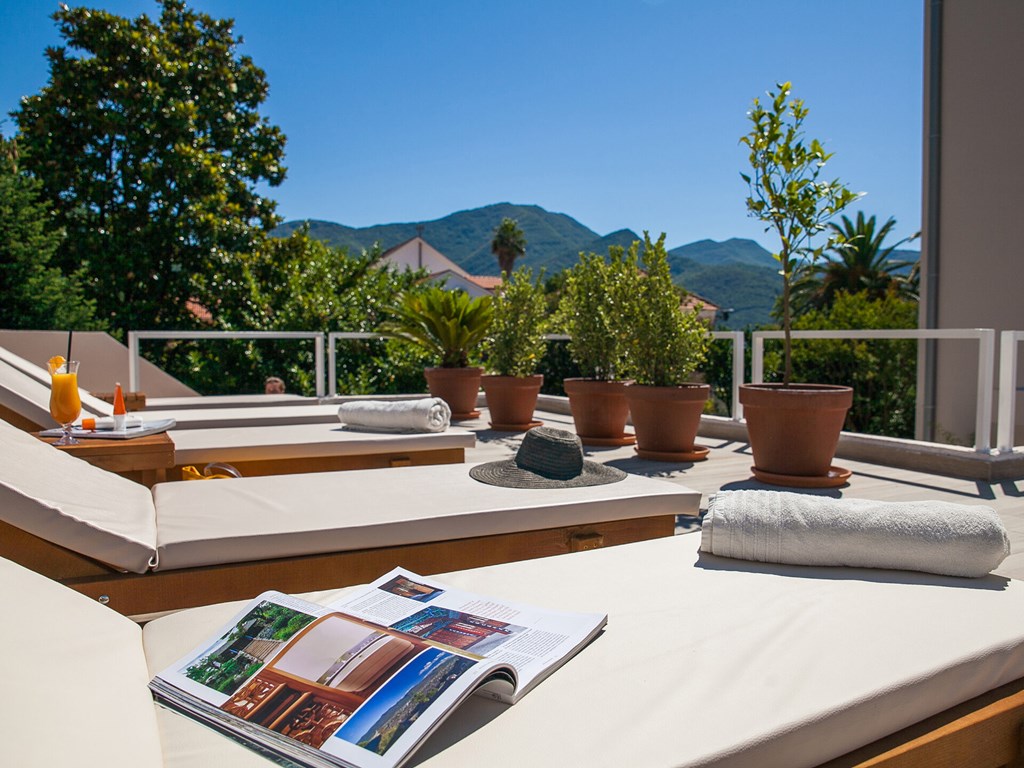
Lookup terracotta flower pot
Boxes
[739,383,854,487]
[625,383,710,461]
[424,367,483,420]
[481,374,544,432]
[563,378,635,446]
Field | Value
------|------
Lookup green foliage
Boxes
[483,267,548,377]
[557,246,637,380]
[380,287,494,368]
[13,0,286,338]
[767,292,918,438]
[791,213,920,314]
[622,233,710,386]
[490,217,527,276]
[0,138,103,331]
[153,228,425,395]
[741,82,860,384]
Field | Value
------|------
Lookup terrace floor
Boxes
[459,405,1024,581]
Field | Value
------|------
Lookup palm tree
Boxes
[791,212,920,314]
[490,217,526,277]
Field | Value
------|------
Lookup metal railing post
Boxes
[997,331,1021,453]
[328,333,339,398]
[128,331,139,393]
[751,333,765,384]
[314,333,325,398]
[710,331,745,420]
[975,329,994,453]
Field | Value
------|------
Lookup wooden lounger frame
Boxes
[170,446,467,479]
[822,675,1024,767]
[0,515,674,617]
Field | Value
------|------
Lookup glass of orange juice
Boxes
[47,356,82,445]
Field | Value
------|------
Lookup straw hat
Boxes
[469,426,627,488]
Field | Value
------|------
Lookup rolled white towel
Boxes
[337,398,451,433]
[700,490,1010,578]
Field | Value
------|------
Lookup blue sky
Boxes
[1,0,923,251]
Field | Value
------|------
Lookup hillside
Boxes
[276,203,600,274]
[277,204,790,328]
[669,238,778,269]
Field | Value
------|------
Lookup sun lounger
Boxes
[0,352,364,430]
[0,417,692,615]
[169,422,474,477]
[6,534,1024,768]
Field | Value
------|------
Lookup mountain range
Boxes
[275,202,918,329]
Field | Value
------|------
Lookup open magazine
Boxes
[150,567,606,768]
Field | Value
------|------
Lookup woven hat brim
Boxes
[469,459,627,489]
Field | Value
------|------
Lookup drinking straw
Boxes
[66,329,73,366]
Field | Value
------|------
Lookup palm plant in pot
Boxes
[739,81,860,486]
[557,245,637,445]
[622,233,712,461]
[379,286,494,419]
[481,267,548,431]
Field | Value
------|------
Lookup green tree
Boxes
[785,291,919,437]
[154,228,427,396]
[483,267,548,377]
[741,82,859,384]
[0,137,102,330]
[791,213,919,314]
[12,0,286,338]
[490,217,526,276]
[557,246,638,381]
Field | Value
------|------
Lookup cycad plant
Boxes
[379,286,494,368]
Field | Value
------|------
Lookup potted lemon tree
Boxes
[557,246,637,445]
[379,286,493,419]
[739,82,860,486]
[481,267,548,431]
[622,233,712,461]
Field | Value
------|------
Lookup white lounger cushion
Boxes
[169,422,474,466]
[150,463,692,570]
[0,417,157,573]
[2,557,164,767]
[144,535,1024,768]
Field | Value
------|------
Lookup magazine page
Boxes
[151,590,504,768]
[326,568,608,704]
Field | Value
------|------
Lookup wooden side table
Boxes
[34,432,176,487]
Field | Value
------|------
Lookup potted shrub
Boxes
[481,267,548,431]
[557,246,637,445]
[379,286,494,419]
[739,81,860,486]
[622,233,712,461]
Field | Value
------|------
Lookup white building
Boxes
[379,236,499,298]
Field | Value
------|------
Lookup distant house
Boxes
[379,236,500,297]
[427,270,502,298]
[681,292,722,326]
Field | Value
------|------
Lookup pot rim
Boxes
[739,382,852,393]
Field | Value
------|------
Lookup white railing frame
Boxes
[326,332,385,399]
[751,328,996,453]
[997,330,1024,453]
[712,331,746,421]
[128,330,327,397]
